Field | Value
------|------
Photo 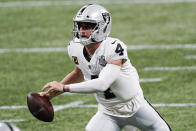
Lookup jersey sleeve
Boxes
[105,39,128,62]
[67,40,80,65]
[67,41,73,61]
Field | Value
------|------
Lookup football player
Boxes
[41,4,172,131]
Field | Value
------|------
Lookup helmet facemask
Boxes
[72,21,98,45]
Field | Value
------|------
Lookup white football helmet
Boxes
[72,4,112,46]
[0,122,21,131]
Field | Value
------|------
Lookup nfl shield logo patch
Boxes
[99,55,107,67]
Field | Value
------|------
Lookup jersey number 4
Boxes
[115,43,124,56]
[91,75,116,99]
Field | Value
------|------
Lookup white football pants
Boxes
[85,99,171,131]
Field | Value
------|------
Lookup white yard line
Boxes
[1,102,195,123]
[0,101,195,123]
[78,103,196,107]
[1,102,196,123]
[1,102,196,110]
[54,101,83,112]
[140,78,162,82]
[127,44,196,50]
[0,101,83,110]
[78,104,98,108]
[153,103,196,107]
[76,103,196,108]
[1,0,196,7]
[185,55,196,59]
[0,48,67,53]
[0,119,25,123]
[1,44,196,53]
[144,66,196,71]
[0,105,27,109]
[57,103,196,107]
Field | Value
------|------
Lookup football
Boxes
[27,93,54,122]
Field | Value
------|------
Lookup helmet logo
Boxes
[102,12,110,24]
[102,12,110,33]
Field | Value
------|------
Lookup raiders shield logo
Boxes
[99,55,107,67]
[72,56,79,65]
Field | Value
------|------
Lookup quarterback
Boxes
[41,4,172,131]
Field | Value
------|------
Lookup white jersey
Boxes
[67,37,144,117]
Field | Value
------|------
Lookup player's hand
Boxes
[41,81,64,100]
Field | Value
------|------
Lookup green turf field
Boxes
[0,1,196,131]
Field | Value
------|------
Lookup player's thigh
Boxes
[85,111,121,131]
[131,100,170,131]
[124,125,140,131]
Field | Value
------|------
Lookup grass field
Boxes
[0,0,196,131]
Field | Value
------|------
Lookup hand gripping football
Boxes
[27,93,54,122]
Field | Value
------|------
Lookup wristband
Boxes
[62,85,66,92]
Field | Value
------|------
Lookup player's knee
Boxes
[158,126,171,131]
[85,124,93,131]
[150,122,171,131]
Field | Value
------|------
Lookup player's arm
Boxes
[66,59,122,93]
[60,66,84,84]
[41,66,84,99]
[41,59,122,99]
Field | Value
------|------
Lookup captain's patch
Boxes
[72,56,79,65]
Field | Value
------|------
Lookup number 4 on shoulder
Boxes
[115,43,124,56]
